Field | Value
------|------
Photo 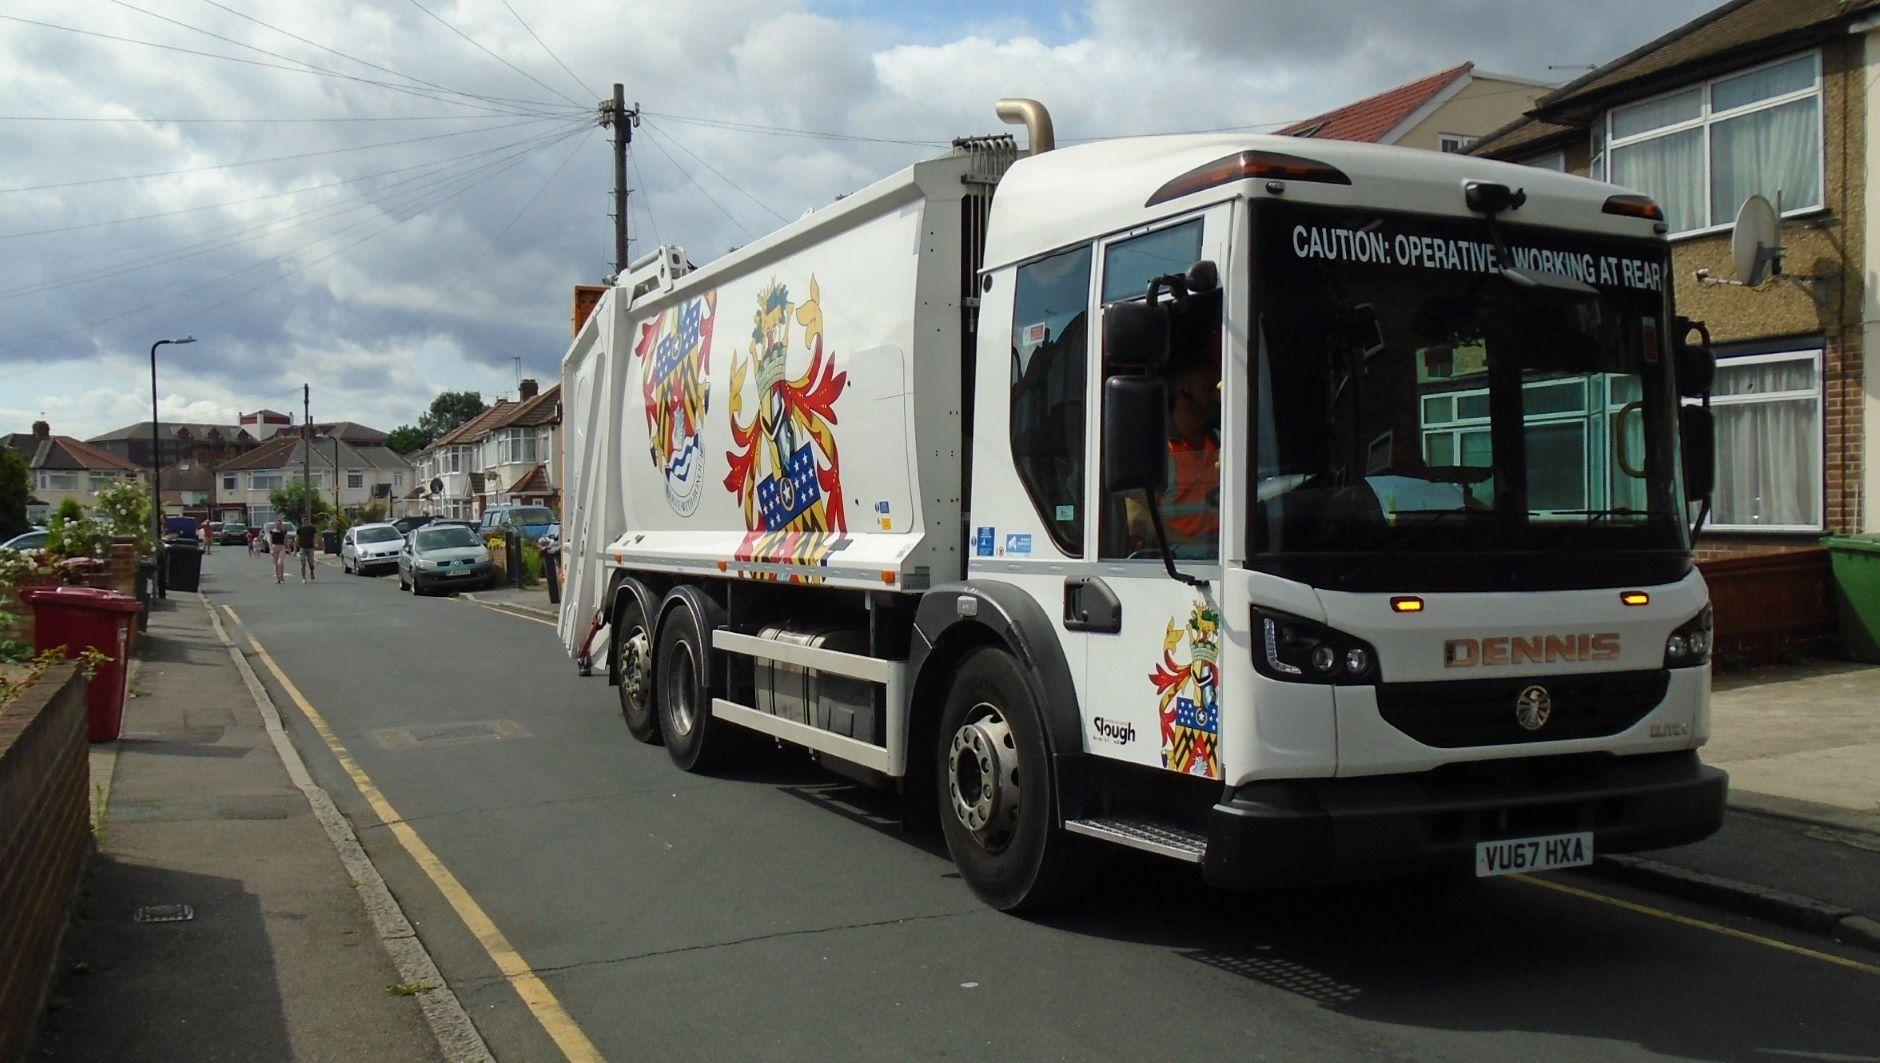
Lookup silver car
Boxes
[397,523,493,595]
[341,522,403,575]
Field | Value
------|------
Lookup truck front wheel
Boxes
[616,595,660,744]
[935,647,1090,911]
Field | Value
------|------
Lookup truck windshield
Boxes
[1252,203,1690,592]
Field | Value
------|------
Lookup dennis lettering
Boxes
[1446,633,1621,667]
[1092,717,1137,746]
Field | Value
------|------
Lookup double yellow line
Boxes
[233,606,601,1060]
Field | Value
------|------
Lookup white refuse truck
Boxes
[559,100,1726,910]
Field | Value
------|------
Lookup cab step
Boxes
[1063,816,1207,863]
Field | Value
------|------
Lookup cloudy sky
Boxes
[0,0,1719,440]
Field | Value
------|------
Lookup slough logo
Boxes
[1515,684,1552,731]
[636,291,717,516]
[1092,717,1136,746]
[1148,603,1222,779]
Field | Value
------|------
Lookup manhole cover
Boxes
[133,903,194,924]
[373,719,529,750]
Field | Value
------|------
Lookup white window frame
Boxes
[88,471,114,491]
[251,471,283,491]
[222,474,238,491]
[1438,133,1478,154]
[1599,49,1825,238]
[346,470,364,490]
[1704,348,1825,533]
[40,470,79,491]
[1525,151,1566,172]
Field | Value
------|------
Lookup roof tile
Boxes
[1278,63,1474,144]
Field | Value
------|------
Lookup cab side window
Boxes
[1009,245,1093,555]
[1098,219,1221,561]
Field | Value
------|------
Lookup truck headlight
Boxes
[1663,605,1713,668]
[1254,607,1380,685]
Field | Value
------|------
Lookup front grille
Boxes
[1374,670,1669,748]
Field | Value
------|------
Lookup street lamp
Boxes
[149,335,196,598]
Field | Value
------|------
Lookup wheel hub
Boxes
[620,626,650,706]
[948,705,1019,847]
[667,641,698,737]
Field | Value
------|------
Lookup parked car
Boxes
[479,505,556,542]
[389,515,435,537]
[397,523,492,595]
[341,522,403,575]
[217,521,249,545]
[163,515,199,541]
[1,528,48,553]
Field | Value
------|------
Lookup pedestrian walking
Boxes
[247,527,258,557]
[199,521,212,556]
[297,515,318,583]
[268,518,288,584]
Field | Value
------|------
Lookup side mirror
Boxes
[1102,376,1168,494]
[1681,405,1714,502]
[1103,300,1169,371]
[1674,316,1714,398]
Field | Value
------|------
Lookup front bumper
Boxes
[1202,751,1726,888]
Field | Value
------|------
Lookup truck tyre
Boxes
[615,594,661,744]
[655,591,737,772]
[936,646,1091,911]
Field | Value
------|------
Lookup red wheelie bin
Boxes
[27,586,143,742]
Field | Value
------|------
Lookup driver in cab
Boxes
[1127,353,1221,556]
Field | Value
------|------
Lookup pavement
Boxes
[31,589,461,1061]
[25,548,1880,1059]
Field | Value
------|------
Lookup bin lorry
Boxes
[558,99,1727,910]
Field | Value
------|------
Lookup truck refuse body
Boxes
[558,100,1727,911]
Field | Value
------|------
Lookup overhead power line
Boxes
[0,114,565,195]
[193,0,574,114]
[630,149,661,248]
[500,0,599,102]
[641,109,949,147]
[401,0,586,109]
[0,12,578,117]
[641,121,788,223]
[0,123,587,241]
[636,126,756,240]
[0,112,565,124]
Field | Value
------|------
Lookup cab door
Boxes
[1073,207,1234,781]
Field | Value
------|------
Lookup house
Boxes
[88,413,387,468]
[411,380,563,520]
[1277,62,1552,154]
[212,434,412,527]
[158,461,217,523]
[1471,0,1877,554]
[474,380,561,513]
[1,421,143,523]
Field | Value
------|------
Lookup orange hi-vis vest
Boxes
[1162,437,1220,543]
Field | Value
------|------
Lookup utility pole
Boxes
[600,83,639,278]
[302,384,312,526]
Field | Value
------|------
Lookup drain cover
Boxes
[372,719,529,750]
[133,903,194,924]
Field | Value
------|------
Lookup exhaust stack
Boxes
[995,98,1055,155]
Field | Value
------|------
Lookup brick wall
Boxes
[0,665,91,1062]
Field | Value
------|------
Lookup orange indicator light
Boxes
[1390,596,1424,613]
[1621,591,1650,606]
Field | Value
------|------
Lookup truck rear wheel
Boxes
[935,647,1090,911]
[655,591,738,772]
[615,594,660,744]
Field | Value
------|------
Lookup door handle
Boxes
[1063,576,1122,634]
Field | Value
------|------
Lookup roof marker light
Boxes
[1390,596,1424,614]
[1621,591,1650,607]
[1603,194,1664,222]
[1147,150,1351,207]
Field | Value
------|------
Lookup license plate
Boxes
[448,568,472,576]
[1475,831,1593,877]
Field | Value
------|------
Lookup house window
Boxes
[347,471,364,489]
[1707,350,1822,531]
[500,428,539,464]
[393,471,404,488]
[222,474,238,491]
[40,471,79,491]
[251,471,283,491]
[1526,151,1566,172]
[89,472,114,491]
[447,449,461,474]
[1438,133,1478,154]
[1602,52,1822,235]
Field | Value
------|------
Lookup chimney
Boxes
[32,420,49,439]
[519,378,539,400]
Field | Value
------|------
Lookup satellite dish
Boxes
[429,477,444,494]
[1731,194,1782,286]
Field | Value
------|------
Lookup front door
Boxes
[1074,207,1233,783]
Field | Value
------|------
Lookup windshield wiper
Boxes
[1334,508,1477,588]
[1504,508,1649,583]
